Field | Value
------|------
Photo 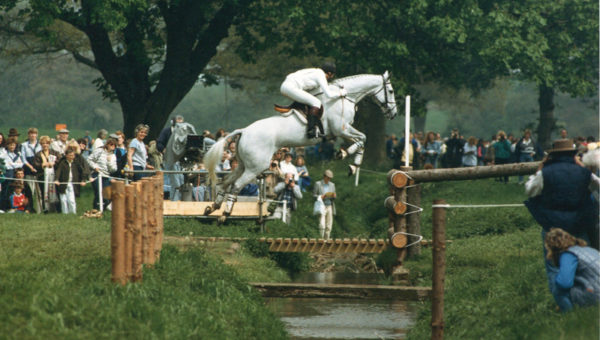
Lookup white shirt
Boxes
[87,147,117,176]
[91,138,105,151]
[279,160,299,181]
[284,68,338,98]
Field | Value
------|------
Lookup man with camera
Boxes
[273,172,303,224]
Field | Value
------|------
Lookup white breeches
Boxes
[281,80,321,108]
[319,205,334,239]
[60,184,77,214]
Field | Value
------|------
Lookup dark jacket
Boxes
[156,126,172,153]
[525,156,598,235]
[54,157,86,195]
[33,150,61,180]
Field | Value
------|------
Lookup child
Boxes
[54,149,87,214]
[9,182,28,213]
[545,228,600,311]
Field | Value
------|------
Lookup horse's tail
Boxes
[204,129,243,191]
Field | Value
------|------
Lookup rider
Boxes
[280,62,344,138]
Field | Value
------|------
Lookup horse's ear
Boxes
[383,70,390,80]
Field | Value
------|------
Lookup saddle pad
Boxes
[280,109,308,125]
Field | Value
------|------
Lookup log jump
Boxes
[111,173,164,285]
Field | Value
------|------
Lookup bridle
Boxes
[372,75,397,119]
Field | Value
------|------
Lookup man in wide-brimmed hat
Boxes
[524,139,599,307]
[313,169,337,239]
[7,128,21,152]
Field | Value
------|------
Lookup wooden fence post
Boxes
[145,178,157,265]
[124,184,135,282]
[141,179,152,264]
[153,174,162,260]
[432,199,447,340]
[132,182,144,282]
[110,180,126,285]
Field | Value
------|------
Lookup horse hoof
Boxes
[203,206,214,216]
[348,165,357,176]
[336,149,348,160]
[217,216,227,225]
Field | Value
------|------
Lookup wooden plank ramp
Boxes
[250,282,431,301]
[163,200,269,217]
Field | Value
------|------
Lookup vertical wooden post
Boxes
[124,184,135,282]
[145,178,157,265]
[153,174,163,260]
[141,179,152,264]
[432,199,446,340]
[394,166,411,268]
[110,180,126,285]
[407,183,422,257]
[157,173,164,255]
[132,182,144,282]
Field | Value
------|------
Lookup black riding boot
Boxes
[306,106,320,138]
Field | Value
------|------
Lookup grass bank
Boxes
[0,214,288,339]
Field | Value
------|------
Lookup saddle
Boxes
[274,102,323,118]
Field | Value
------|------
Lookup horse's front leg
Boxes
[336,125,366,175]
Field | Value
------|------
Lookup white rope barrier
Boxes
[0,175,96,185]
[431,203,525,209]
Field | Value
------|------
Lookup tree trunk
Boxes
[537,84,555,150]
[354,99,387,165]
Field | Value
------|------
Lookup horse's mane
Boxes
[331,74,375,85]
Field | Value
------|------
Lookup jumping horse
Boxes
[203,71,398,222]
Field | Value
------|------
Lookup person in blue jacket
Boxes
[544,228,600,311]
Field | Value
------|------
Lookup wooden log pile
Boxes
[111,173,164,285]
[386,168,412,274]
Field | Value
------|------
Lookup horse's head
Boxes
[373,71,397,120]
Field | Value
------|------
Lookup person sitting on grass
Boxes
[8,182,29,213]
[545,228,600,311]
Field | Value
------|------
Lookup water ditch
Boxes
[266,272,419,339]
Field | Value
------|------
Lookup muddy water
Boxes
[266,273,419,340]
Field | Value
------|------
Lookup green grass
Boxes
[0,213,288,339]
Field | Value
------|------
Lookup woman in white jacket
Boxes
[87,139,117,210]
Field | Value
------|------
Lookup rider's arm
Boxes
[316,72,341,99]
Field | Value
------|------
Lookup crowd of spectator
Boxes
[387,127,598,184]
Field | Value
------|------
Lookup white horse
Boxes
[163,122,197,201]
[204,71,398,220]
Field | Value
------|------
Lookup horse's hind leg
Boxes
[219,170,258,223]
[337,126,366,175]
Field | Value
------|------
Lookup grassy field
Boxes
[1,158,598,339]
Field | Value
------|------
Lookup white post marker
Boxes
[98,173,103,213]
[282,200,288,224]
[404,95,411,167]
[355,167,360,187]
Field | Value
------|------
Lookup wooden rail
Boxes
[250,282,431,300]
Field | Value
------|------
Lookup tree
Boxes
[0,0,253,138]
[509,0,598,148]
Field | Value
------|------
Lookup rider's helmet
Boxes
[321,62,336,75]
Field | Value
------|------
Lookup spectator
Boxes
[88,139,117,210]
[227,141,237,158]
[274,172,302,224]
[54,149,87,214]
[8,182,28,213]
[544,228,600,312]
[91,129,108,151]
[421,131,441,168]
[33,136,60,212]
[279,153,299,182]
[127,124,154,181]
[66,139,91,188]
[191,163,209,201]
[17,128,41,213]
[515,129,537,184]
[394,133,419,168]
[156,115,184,153]
[493,130,512,183]
[6,168,34,213]
[462,137,478,167]
[264,155,284,199]
[51,128,70,156]
[445,129,465,168]
[476,138,486,166]
[216,150,231,172]
[78,138,91,159]
[83,131,93,151]
[525,139,600,305]
[0,132,7,156]
[313,169,336,240]
[215,128,227,141]
[7,128,21,152]
[560,128,568,139]
[386,134,398,159]
[114,131,128,176]
[3,138,24,182]
[295,156,311,191]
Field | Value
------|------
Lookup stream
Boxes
[266,272,419,340]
